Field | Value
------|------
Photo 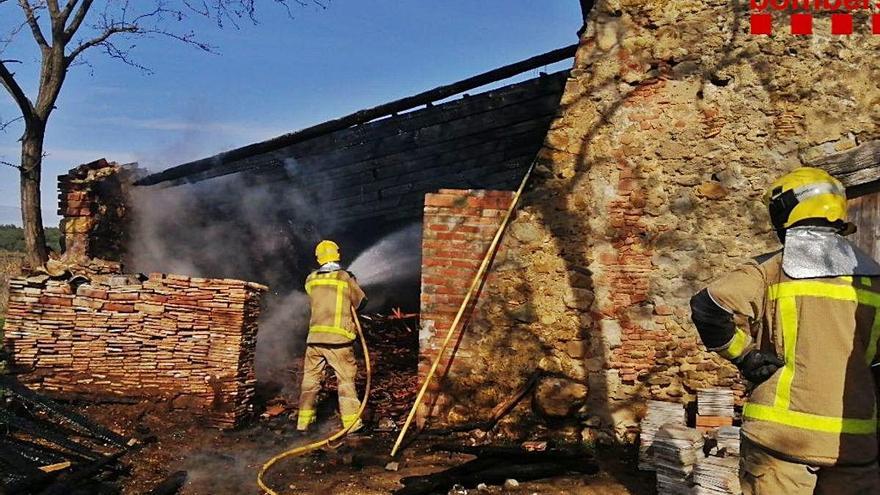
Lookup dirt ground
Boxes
[17,313,655,494]
[77,399,655,495]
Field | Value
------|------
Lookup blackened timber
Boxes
[0,410,103,461]
[325,154,534,210]
[0,376,131,448]
[311,140,544,203]
[810,140,880,188]
[147,471,188,495]
[331,164,530,222]
[237,72,566,168]
[159,73,567,187]
[249,114,555,188]
[135,45,577,186]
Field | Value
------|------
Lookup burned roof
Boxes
[135,46,575,227]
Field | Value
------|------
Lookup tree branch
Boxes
[60,0,79,20]
[0,59,36,122]
[0,159,22,170]
[17,0,50,49]
[63,0,93,41]
[45,0,59,17]
[66,24,138,63]
[0,115,24,132]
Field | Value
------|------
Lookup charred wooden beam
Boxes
[147,471,188,495]
[0,376,132,448]
[429,443,594,462]
[395,452,598,495]
[36,451,126,495]
[134,45,577,187]
[0,410,103,461]
[810,140,880,189]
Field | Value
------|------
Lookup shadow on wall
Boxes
[433,0,845,454]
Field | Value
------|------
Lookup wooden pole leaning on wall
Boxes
[390,162,536,458]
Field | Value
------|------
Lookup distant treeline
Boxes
[0,225,62,253]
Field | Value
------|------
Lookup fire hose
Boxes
[256,305,372,495]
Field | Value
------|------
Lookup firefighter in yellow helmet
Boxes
[691,167,880,494]
[296,240,367,433]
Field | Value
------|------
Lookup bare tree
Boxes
[0,0,316,268]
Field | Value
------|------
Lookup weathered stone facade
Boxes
[424,1,880,442]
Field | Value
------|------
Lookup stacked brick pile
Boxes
[418,189,514,424]
[3,273,266,428]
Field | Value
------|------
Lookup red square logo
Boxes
[751,14,772,35]
[791,13,813,35]
[831,14,853,35]
[873,14,880,35]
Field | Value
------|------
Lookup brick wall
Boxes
[418,189,515,424]
[58,159,139,263]
[3,273,265,428]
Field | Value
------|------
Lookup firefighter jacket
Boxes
[699,252,880,466]
[304,268,366,345]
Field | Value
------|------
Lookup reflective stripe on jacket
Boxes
[707,252,880,466]
[305,269,366,345]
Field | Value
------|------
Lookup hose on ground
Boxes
[257,306,371,495]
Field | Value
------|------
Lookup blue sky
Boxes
[0,1,580,226]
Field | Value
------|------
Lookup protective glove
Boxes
[733,350,784,384]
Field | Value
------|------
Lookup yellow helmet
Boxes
[315,240,341,265]
[764,167,850,232]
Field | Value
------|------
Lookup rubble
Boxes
[3,272,266,428]
[0,376,136,494]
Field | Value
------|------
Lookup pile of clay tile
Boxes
[692,426,741,495]
[639,400,687,470]
[696,388,735,431]
[653,424,704,495]
[3,272,267,428]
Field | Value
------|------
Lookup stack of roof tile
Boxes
[639,400,686,470]
[3,272,266,428]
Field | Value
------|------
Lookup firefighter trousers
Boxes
[740,436,880,495]
[296,344,360,430]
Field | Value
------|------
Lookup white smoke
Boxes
[347,223,422,311]
[126,164,323,390]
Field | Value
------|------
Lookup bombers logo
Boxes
[750,0,880,35]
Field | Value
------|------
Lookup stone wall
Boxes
[417,189,515,425]
[421,1,880,442]
[58,159,139,263]
[3,273,265,428]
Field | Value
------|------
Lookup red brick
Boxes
[109,292,139,301]
[77,287,108,299]
[424,194,465,208]
[105,302,136,313]
[39,296,72,306]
